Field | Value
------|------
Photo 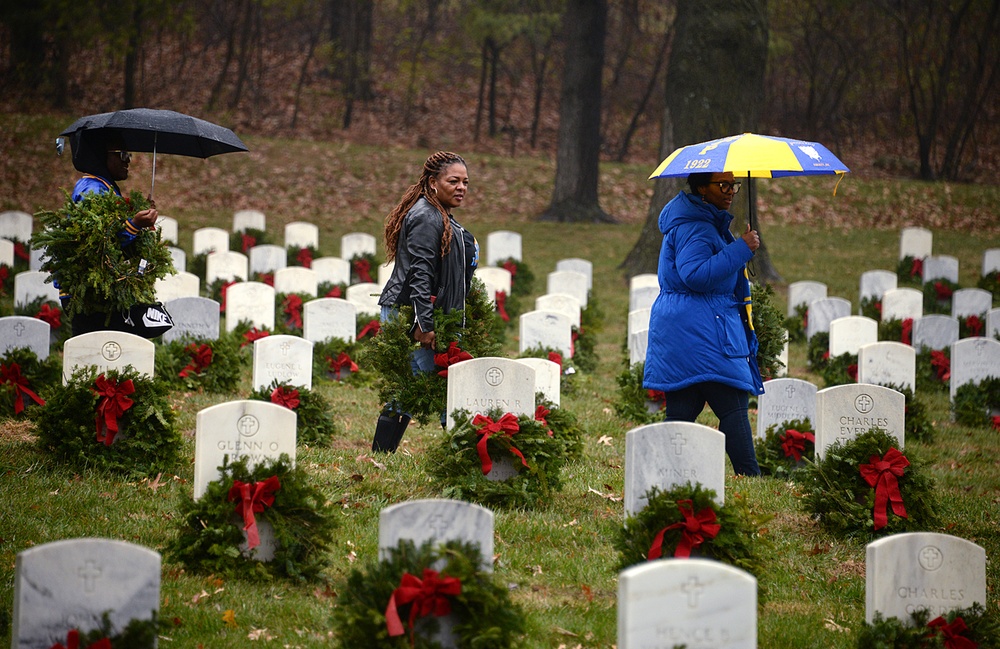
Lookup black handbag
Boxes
[121,302,174,338]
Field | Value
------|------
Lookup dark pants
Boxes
[663,381,761,476]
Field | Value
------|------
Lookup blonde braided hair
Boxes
[384,151,467,263]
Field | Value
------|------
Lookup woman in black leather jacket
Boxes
[372,151,479,452]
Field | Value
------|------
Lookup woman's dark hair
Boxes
[383,151,467,263]
[687,172,714,194]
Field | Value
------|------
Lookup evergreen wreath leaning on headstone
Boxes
[153,334,243,393]
[952,376,1000,430]
[333,539,527,648]
[0,347,61,419]
[248,379,339,447]
[753,418,815,479]
[858,605,1000,649]
[35,366,180,476]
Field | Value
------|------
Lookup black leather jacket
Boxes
[378,197,474,333]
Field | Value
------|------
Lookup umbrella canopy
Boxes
[648,132,849,180]
[59,108,248,196]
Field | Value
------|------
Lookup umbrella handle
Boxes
[150,132,157,199]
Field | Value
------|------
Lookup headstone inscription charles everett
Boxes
[814,383,905,459]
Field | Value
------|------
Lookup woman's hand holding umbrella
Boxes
[741,224,760,252]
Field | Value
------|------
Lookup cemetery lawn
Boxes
[1,128,999,647]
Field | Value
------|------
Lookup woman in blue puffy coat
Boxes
[643,171,764,475]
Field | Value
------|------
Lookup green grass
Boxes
[1,119,999,646]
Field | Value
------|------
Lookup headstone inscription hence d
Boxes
[519,310,572,357]
[62,331,155,384]
[617,559,757,649]
[866,532,986,624]
[858,341,916,392]
[814,384,905,459]
[379,499,494,572]
[162,296,221,343]
[252,334,314,391]
[787,280,827,317]
[949,337,1000,402]
[225,281,275,332]
[828,315,878,357]
[0,315,51,360]
[898,226,932,260]
[515,357,561,406]
[755,377,817,439]
[624,422,726,515]
[805,296,851,340]
[911,315,959,351]
[12,538,161,649]
[302,297,357,344]
[485,230,522,266]
[445,356,535,431]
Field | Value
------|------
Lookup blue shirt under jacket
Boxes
[643,190,765,395]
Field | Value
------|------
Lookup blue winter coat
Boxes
[643,191,765,395]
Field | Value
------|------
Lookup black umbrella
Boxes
[59,108,248,196]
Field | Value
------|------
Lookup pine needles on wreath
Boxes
[248,379,340,447]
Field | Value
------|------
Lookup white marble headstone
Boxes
[983,248,1000,275]
[624,422,726,514]
[249,244,287,275]
[29,245,45,271]
[828,315,878,356]
[988,308,1000,339]
[345,282,381,317]
[0,315,50,360]
[0,238,14,268]
[62,331,155,384]
[205,250,248,284]
[949,337,1000,401]
[628,328,648,367]
[628,308,651,337]
[555,257,593,291]
[312,257,351,287]
[519,310,572,358]
[303,297,357,344]
[858,341,916,391]
[379,499,494,572]
[445,357,535,431]
[921,255,958,284]
[911,315,959,351]
[12,538,160,649]
[377,261,395,288]
[168,246,186,272]
[340,232,377,260]
[474,266,512,299]
[284,221,319,249]
[535,293,581,328]
[162,296,221,343]
[252,334,314,391]
[755,378,817,438]
[154,271,200,302]
[0,210,33,243]
[814,384,905,459]
[13,270,59,308]
[192,226,230,255]
[866,532,986,624]
[898,226,932,260]
[618,559,756,649]
[881,288,923,322]
[787,280,827,317]
[951,287,992,319]
[232,209,266,232]
[805,296,851,340]
[628,284,659,312]
[515,357,561,406]
[859,269,897,304]
[155,215,178,245]
[274,267,318,297]
[225,281,275,332]
[485,230,522,266]
[546,270,588,308]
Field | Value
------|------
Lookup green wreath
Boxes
[896,255,922,286]
[0,347,61,420]
[35,366,180,476]
[167,454,336,580]
[876,383,935,443]
[363,280,501,425]
[518,344,578,398]
[317,281,348,300]
[32,190,174,323]
[820,351,858,387]
[12,296,71,347]
[274,291,312,336]
[333,539,527,648]
[349,251,380,284]
[958,313,988,339]
[953,377,1000,428]
[426,408,566,509]
[754,418,815,479]
[859,295,881,321]
[751,283,788,381]
[878,317,909,345]
[977,270,1000,302]
[614,360,662,426]
[798,428,939,539]
[922,278,959,315]
[536,397,584,461]
[153,334,244,393]
[286,244,318,268]
[312,337,368,385]
[231,227,271,254]
[248,379,340,447]
[48,613,161,649]
[915,347,950,392]
[858,604,1000,649]
[496,257,534,297]
[615,483,761,575]
[784,302,808,343]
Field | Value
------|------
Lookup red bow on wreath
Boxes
[325,284,342,298]
[495,290,510,322]
[648,499,721,560]
[93,374,135,446]
[179,343,213,378]
[547,351,562,367]
[240,232,257,253]
[219,280,237,313]
[934,281,953,301]
[472,413,528,475]
[13,241,29,261]
[358,319,380,339]
[502,260,517,281]
[385,569,462,644]
[296,247,313,268]
[992,415,1000,431]
[780,429,815,462]
[48,630,111,649]
[859,447,910,530]
[965,315,983,337]
[228,476,280,550]
[910,257,923,279]
[434,341,472,377]
[646,389,667,410]
[283,294,303,329]
[0,362,45,414]
[927,616,977,649]
[930,350,951,382]
[353,258,372,283]
[534,404,553,436]
[36,303,62,329]
[901,318,913,346]
[270,386,300,410]
[328,351,358,377]
[242,327,270,347]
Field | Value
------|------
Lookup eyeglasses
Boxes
[711,181,742,194]
[108,150,132,164]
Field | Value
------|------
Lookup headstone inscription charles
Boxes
[814,384,905,459]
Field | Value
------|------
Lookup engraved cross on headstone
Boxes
[238,416,259,436]
[785,384,796,399]
[78,559,102,593]
[485,367,504,386]
[280,342,291,356]
[426,514,451,539]
[855,394,874,413]
[14,322,24,336]
[670,432,687,455]
[681,576,704,608]
[919,546,943,570]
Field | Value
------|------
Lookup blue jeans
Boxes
[663,382,761,476]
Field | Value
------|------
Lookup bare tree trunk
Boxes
[540,0,613,223]
[123,2,144,108]
[615,29,670,161]
[528,37,553,149]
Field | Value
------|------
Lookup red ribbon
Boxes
[534,404,553,436]
[901,318,913,346]
[283,294,304,329]
[847,363,858,381]
[296,247,313,268]
[93,374,135,446]
[934,281,953,301]
[242,327,270,348]
[780,428,815,462]
[228,476,280,550]
[353,258,372,283]
[648,499,721,559]
[911,257,923,279]
[14,241,29,261]
[219,280,237,313]
[434,341,472,377]
[325,284,343,298]
[329,351,358,376]
[547,351,562,367]
[260,273,274,287]
[859,447,910,530]
[495,290,510,322]
[240,232,257,253]
[646,389,666,410]
[48,630,111,649]
[927,616,977,649]
[502,259,517,281]
[358,319,380,339]
[36,303,62,329]
[472,413,528,475]
[385,569,462,643]
[270,386,300,410]
[930,350,951,381]
[875,301,882,316]
[966,315,983,337]
[179,343,213,378]
[0,362,45,414]
[992,415,1000,431]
